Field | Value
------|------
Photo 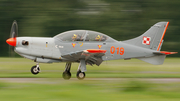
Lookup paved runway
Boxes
[0,78,180,84]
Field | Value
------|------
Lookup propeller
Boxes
[10,20,18,38]
[6,20,18,56]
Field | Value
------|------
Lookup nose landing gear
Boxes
[31,63,40,75]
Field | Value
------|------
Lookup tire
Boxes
[76,71,85,80]
[31,65,40,75]
[62,71,71,80]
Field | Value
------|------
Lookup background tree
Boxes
[0,0,179,57]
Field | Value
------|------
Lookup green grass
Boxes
[0,57,180,78]
[0,57,180,100]
[0,79,180,101]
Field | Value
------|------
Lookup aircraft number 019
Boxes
[110,46,124,55]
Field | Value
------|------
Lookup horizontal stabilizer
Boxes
[137,55,166,65]
[153,51,178,55]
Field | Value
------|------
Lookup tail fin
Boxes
[123,22,169,51]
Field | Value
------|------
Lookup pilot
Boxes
[95,35,101,41]
[72,34,81,41]
[72,34,77,41]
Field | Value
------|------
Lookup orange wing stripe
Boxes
[157,22,169,51]
[86,49,107,53]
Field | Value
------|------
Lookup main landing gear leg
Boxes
[77,59,86,80]
[31,63,40,75]
[62,62,72,80]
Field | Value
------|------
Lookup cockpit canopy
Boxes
[53,30,116,42]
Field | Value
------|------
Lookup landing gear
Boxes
[63,71,71,80]
[76,59,86,80]
[62,60,87,80]
[62,63,72,80]
[76,70,85,80]
[31,63,40,75]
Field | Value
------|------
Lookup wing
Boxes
[61,49,107,66]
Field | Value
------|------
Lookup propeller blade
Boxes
[10,20,18,38]
[7,20,18,57]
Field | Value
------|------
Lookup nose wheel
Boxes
[31,63,40,75]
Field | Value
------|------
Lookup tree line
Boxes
[0,0,179,57]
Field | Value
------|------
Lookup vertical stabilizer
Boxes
[123,22,169,51]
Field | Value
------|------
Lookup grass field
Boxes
[0,79,180,101]
[0,57,180,78]
[0,57,180,101]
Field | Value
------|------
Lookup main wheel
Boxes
[76,70,85,80]
[31,65,40,75]
[62,71,71,80]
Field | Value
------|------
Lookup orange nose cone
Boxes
[6,38,16,46]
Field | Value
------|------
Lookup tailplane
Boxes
[123,22,169,51]
[137,55,166,65]
[136,51,178,65]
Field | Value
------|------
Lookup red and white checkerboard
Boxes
[142,36,151,45]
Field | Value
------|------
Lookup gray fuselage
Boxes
[15,37,156,63]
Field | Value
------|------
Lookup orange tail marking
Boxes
[157,22,169,51]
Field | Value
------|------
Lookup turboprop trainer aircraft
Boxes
[6,21,177,80]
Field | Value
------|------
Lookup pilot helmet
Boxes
[95,35,100,40]
[72,34,77,39]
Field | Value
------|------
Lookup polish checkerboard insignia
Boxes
[142,36,151,45]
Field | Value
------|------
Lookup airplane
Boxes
[6,21,177,80]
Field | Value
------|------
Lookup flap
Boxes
[61,49,107,66]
